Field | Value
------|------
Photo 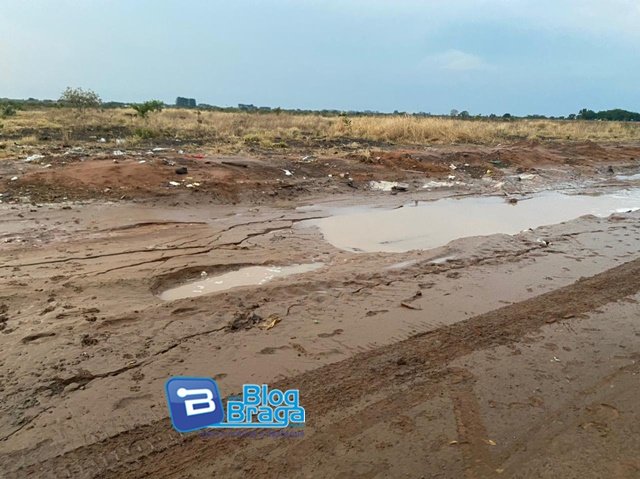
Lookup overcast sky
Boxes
[1,0,639,115]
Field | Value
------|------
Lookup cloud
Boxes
[420,49,490,72]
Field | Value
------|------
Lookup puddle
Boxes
[158,263,324,300]
[306,189,640,253]
[616,173,640,181]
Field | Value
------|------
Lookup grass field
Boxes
[2,108,640,149]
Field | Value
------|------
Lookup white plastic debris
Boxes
[449,163,457,170]
[10,176,18,181]
[98,138,106,143]
[422,180,461,189]
[282,169,293,176]
[43,163,52,168]
[152,147,169,152]
[115,138,125,145]
[447,175,456,180]
[25,154,44,162]
[168,181,180,186]
[113,150,125,156]
[518,173,536,180]
[138,160,146,164]
[369,180,399,192]
[301,155,316,162]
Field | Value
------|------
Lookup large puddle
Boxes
[306,189,640,253]
[158,263,324,300]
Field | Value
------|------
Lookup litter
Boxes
[25,154,44,162]
[138,160,146,164]
[391,183,409,192]
[113,150,125,156]
[449,163,457,170]
[262,314,282,330]
[282,169,293,176]
[518,173,536,180]
[168,181,180,186]
[10,176,18,181]
[422,180,459,189]
[369,180,401,192]
[301,155,316,162]
[98,138,106,143]
[43,164,52,168]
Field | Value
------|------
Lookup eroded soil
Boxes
[1,141,640,478]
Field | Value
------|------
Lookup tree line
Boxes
[1,88,639,122]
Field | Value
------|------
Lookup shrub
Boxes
[59,87,102,109]
[0,103,17,118]
[131,100,164,118]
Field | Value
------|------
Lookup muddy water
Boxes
[307,189,640,253]
[159,263,324,300]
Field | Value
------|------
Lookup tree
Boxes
[59,87,101,109]
[458,110,470,118]
[131,100,164,118]
[450,109,459,117]
[577,108,597,120]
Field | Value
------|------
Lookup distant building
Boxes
[176,97,196,108]
[238,103,257,112]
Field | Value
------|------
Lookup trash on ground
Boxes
[262,314,282,330]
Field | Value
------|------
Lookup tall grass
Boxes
[2,108,640,146]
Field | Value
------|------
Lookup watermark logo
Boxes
[165,377,305,433]
[165,377,224,432]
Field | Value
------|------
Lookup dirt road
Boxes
[1,142,640,478]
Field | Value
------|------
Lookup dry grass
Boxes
[2,108,640,148]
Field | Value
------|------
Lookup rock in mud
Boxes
[175,166,188,175]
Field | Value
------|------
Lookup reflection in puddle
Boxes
[307,189,640,253]
[159,263,324,300]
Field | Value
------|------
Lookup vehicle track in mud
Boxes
[7,256,640,478]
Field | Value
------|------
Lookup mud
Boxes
[1,141,640,478]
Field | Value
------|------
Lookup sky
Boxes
[1,0,639,116]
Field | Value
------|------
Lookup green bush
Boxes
[59,87,102,109]
[132,100,164,118]
[1,103,17,118]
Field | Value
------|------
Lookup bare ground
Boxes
[1,142,639,478]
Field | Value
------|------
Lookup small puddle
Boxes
[158,263,324,300]
[306,189,640,253]
[616,173,640,181]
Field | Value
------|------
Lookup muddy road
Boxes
[1,142,640,478]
